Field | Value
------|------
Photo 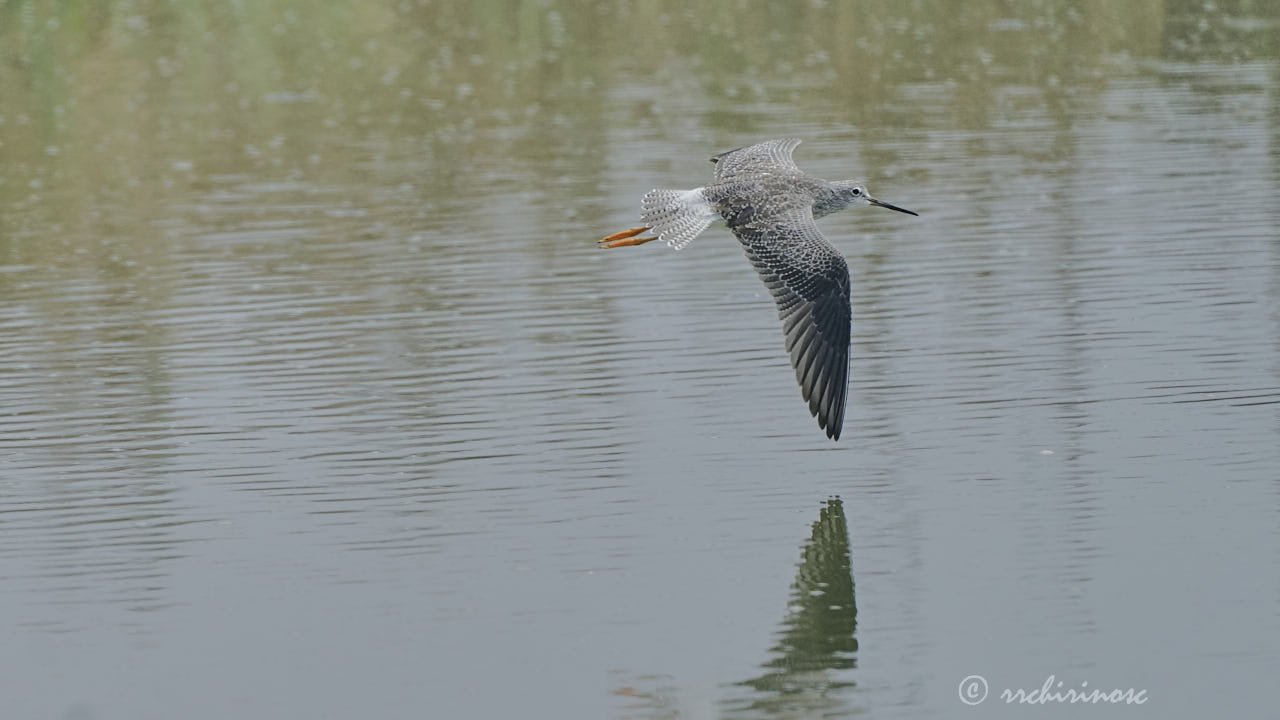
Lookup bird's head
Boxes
[836,181,918,216]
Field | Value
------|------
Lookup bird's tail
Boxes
[641,188,718,251]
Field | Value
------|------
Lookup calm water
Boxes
[2,2,1279,718]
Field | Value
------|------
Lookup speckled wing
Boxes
[710,138,803,181]
[727,206,851,440]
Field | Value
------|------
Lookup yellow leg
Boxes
[600,226,649,242]
[599,234,659,249]
[599,226,658,249]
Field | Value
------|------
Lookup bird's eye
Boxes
[851,187,862,196]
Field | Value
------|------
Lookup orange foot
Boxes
[599,226,657,249]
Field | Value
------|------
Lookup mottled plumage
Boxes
[600,138,917,440]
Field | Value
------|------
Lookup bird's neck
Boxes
[813,180,859,218]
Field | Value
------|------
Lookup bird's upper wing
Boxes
[726,204,851,440]
[710,138,803,181]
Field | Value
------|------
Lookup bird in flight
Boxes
[599,138,917,440]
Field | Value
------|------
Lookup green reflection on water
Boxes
[3,0,1276,415]
[5,0,1276,250]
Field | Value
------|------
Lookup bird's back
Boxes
[705,173,826,228]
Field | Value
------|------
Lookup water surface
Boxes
[2,2,1279,718]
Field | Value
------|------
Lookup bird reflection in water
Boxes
[611,497,858,719]
[725,496,858,718]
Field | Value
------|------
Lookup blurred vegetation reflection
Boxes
[4,0,1277,250]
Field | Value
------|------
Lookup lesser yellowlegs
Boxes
[599,138,917,440]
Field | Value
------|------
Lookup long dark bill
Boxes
[868,197,919,216]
